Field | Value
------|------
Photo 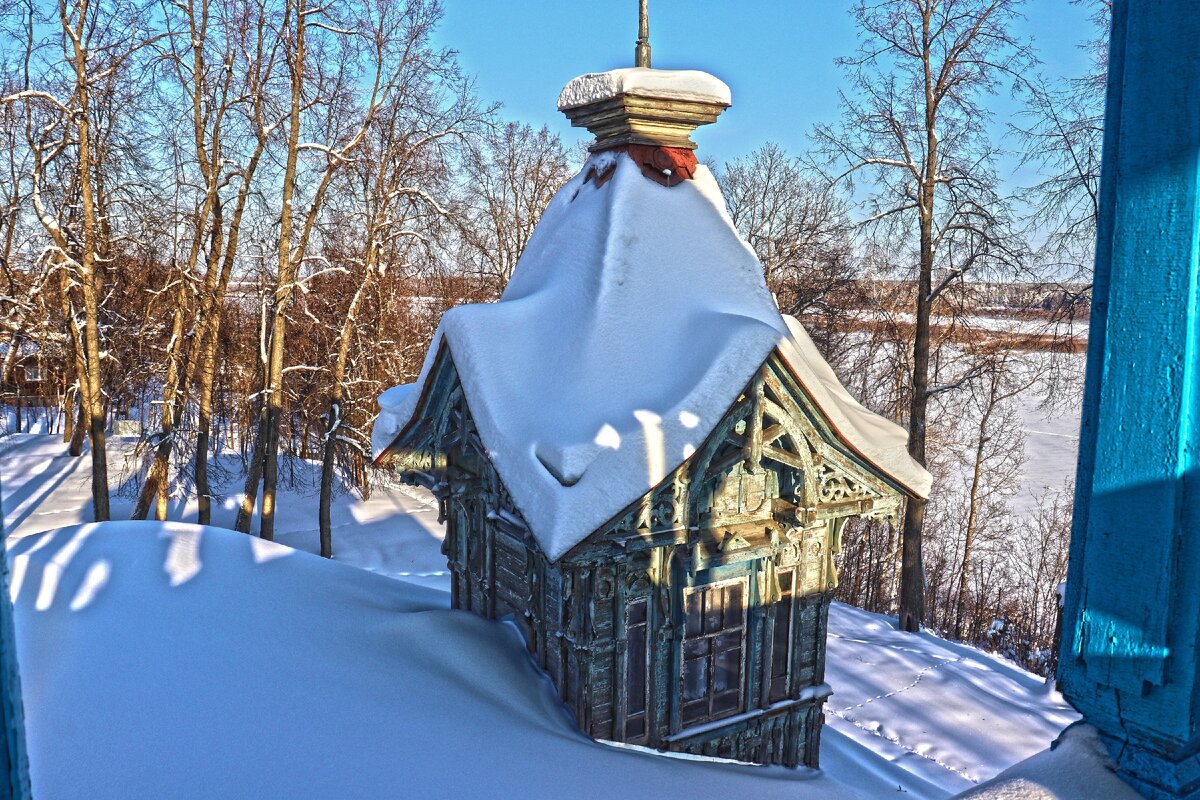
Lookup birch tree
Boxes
[3,0,160,520]
[234,0,445,540]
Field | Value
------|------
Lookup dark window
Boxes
[625,598,649,741]
[770,570,795,702]
[681,579,747,727]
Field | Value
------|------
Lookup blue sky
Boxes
[437,1,1097,181]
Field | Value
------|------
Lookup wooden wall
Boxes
[396,350,905,768]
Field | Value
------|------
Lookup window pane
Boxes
[713,690,739,715]
[627,597,647,627]
[772,572,793,681]
[772,625,791,681]
[685,591,703,636]
[683,657,707,701]
[683,699,707,725]
[626,715,645,740]
[714,647,740,693]
[704,590,723,633]
[627,624,646,715]
[725,584,743,624]
[679,579,748,727]
[714,631,741,652]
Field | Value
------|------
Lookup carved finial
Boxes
[635,0,651,68]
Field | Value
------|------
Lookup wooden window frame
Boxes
[769,568,796,703]
[679,576,749,728]
[623,596,650,742]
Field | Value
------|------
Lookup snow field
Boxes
[0,433,1086,798]
[0,434,450,591]
[9,520,937,799]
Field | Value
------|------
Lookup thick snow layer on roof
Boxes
[371,382,414,459]
[778,317,932,498]
[374,150,930,561]
[557,67,731,110]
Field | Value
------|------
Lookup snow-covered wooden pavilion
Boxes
[373,58,930,768]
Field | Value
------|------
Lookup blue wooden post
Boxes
[1059,1,1200,797]
[0,471,31,798]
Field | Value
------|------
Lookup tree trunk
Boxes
[259,400,282,541]
[897,7,939,633]
[60,389,71,443]
[80,283,110,522]
[898,497,926,632]
[955,418,989,639]
[898,246,932,632]
[60,276,86,457]
[72,27,110,522]
[247,235,294,541]
[234,408,266,534]
[195,380,215,524]
[69,394,85,457]
[358,455,370,502]
[133,296,187,521]
[249,0,307,542]
[195,156,259,526]
[318,400,337,558]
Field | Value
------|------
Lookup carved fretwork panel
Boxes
[710,462,775,519]
[584,353,905,566]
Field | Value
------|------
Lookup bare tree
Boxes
[0,60,39,423]
[1009,480,1072,674]
[1016,0,1109,291]
[315,42,472,558]
[718,142,855,331]
[454,121,569,296]
[815,0,1033,631]
[946,346,1034,639]
[235,0,448,540]
[129,0,280,521]
[3,0,162,520]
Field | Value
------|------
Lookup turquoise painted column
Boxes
[0,471,31,798]
[1059,1,1200,797]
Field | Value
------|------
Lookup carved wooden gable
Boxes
[391,345,905,578]
[577,351,904,567]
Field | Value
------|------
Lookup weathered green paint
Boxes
[1058,1,1200,797]
[387,346,907,767]
[0,467,32,799]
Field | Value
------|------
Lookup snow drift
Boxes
[11,520,966,799]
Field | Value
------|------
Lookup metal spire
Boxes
[635,0,651,68]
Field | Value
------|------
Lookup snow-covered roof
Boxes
[557,67,731,111]
[374,149,930,561]
[775,317,928,499]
